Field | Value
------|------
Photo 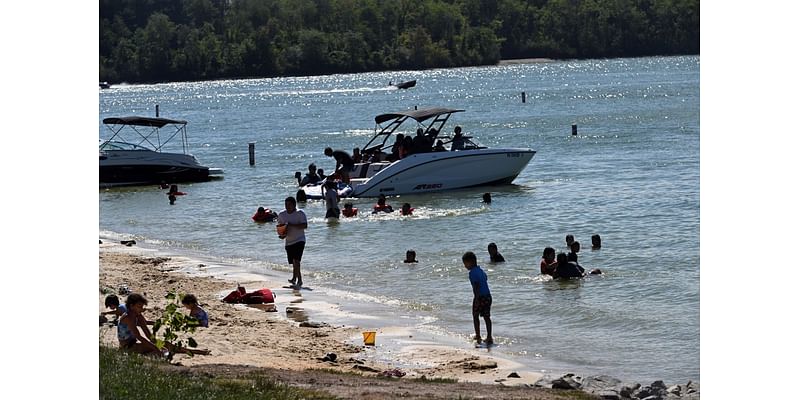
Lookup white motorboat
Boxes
[99,116,222,187]
[301,107,535,198]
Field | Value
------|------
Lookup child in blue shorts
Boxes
[463,251,493,345]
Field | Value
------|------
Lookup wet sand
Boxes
[98,241,547,387]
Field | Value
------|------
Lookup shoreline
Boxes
[98,241,543,385]
[98,239,700,398]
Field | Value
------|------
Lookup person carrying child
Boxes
[463,251,493,346]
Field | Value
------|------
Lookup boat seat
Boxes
[351,163,370,179]
[366,163,389,178]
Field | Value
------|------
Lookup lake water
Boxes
[99,55,699,384]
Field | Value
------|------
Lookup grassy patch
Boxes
[99,346,336,400]
[410,375,459,384]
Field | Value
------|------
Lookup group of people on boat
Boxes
[293,126,475,193]
[385,126,468,162]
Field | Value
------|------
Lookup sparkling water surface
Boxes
[99,56,699,384]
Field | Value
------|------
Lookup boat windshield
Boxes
[99,140,152,151]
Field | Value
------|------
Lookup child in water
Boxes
[403,249,418,263]
[463,251,493,346]
[540,247,557,276]
[181,294,209,327]
[487,242,505,262]
[342,203,358,217]
[372,194,393,213]
[252,207,278,223]
[400,203,414,216]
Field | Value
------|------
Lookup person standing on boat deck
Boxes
[324,147,354,184]
[424,128,437,151]
[434,140,446,152]
[451,126,465,151]
[277,196,308,288]
[412,128,427,154]
[352,148,362,163]
[401,135,414,157]
[390,134,405,161]
[323,180,340,219]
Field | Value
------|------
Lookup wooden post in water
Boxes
[248,142,255,166]
[155,104,160,117]
[521,92,526,103]
[572,124,578,136]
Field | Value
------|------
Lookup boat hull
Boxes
[100,150,212,187]
[351,148,535,197]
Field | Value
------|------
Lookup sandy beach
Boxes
[99,241,577,399]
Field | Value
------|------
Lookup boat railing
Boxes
[102,118,190,154]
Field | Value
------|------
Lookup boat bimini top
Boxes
[101,116,190,154]
[362,107,465,154]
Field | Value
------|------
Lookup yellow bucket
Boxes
[362,331,376,346]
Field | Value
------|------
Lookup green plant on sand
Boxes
[151,291,201,356]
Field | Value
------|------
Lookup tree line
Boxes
[100,0,699,83]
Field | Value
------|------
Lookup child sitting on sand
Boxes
[181,294,209,327]
[102,294,127,317]
[117,293,162,355]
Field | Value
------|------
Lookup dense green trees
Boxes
[99,0,699,83]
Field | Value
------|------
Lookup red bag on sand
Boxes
[223,287,274,304]
[222,286,248,303]
[243,288,275,304]
[252,288,275,303]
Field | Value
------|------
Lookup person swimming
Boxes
[252,207,278,223]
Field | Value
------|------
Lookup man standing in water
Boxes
[277,196,308,288]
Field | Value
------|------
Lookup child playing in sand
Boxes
[117,293,162,355]
[463,251,493,346]
[181,294,209,327]
[102,294,127,318]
